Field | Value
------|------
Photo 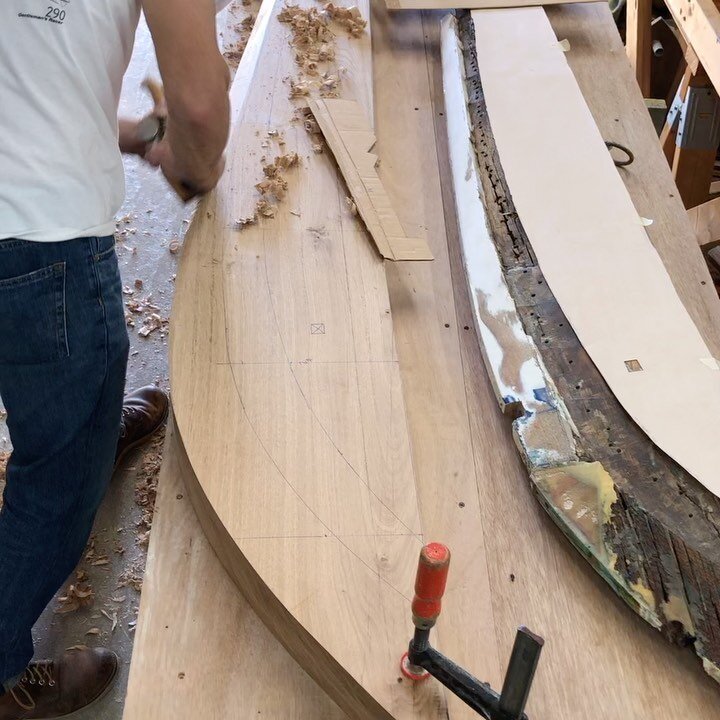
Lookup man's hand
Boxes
[142,0,230,197]
[145,136,225,200]
[118,118,158,156]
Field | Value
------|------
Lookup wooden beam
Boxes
[626,0,652,96]
[688,195,720,245]
[169,0,449,717]
[664,0,720,97]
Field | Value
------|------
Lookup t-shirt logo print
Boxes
[18,0,70,25]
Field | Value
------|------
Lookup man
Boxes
[0,0,231,716]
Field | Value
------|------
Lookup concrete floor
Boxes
[0,5,252,717]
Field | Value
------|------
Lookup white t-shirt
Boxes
[0,0,142,242]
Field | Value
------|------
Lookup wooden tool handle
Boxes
[411,543,450,629]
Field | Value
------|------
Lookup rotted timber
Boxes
[453,10,720,681]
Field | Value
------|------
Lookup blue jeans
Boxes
[0,236,129,685]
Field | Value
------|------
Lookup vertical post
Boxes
[626,0,652,97]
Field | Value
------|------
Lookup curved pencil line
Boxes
[259,219,419,537]
[218,215,414,603]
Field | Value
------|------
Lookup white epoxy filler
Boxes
[440,16,550,416]
[471,7,720,496]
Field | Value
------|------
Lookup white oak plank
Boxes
[168,0,447,717]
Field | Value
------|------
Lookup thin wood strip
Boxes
[309,97,433,261]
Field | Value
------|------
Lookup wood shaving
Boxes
[134,432,163,537]
[138,313,168,339]
[56,576,95,614]
[256,199,278,218]
[290,78,311,98]
[323,3,366,36]
[101,609,118,633]
[254,152,300,216]
[234,216,258,229]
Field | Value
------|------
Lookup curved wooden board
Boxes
[169,1,447,717]
[471,7,720,498]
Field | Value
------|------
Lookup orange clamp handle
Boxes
[411,543,450,629]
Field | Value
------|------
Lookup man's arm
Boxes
[140,0,230,194]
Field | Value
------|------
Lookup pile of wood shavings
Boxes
[252,141,301,219]
[134,431,164,548]
[278,3,365,100]
[118,561,144,594]
[323,3,366,36]
[223,14,256,69]
[124,290,169,339]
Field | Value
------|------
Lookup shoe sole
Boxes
[32,653,119,720]
[113,399,170,473]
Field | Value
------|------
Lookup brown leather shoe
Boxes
[0,648,117,719]
[114,385,169,469]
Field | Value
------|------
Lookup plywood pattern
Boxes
[471,6,720,499]
[309,97,433,261]
[168,0,448,717]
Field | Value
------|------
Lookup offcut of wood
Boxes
[308,97,433,261]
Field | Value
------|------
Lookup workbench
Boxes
[123,2,720,717]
